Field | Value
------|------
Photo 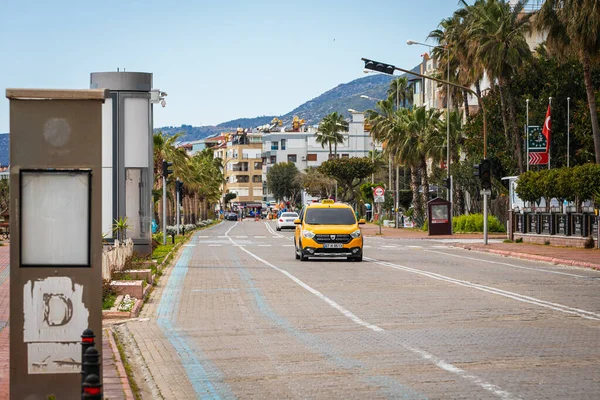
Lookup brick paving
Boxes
[120,221,600,399]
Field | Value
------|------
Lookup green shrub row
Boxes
[515,164,600,205]
[453,213,506,233]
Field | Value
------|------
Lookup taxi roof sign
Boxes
[321,199,335,204]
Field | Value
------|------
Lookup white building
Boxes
[261,112,381,203]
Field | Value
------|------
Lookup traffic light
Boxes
[176,180,184,205]
[479,158,492,189]
[363,58,396,75]
[443,177,451,189]
[162,159,173,178]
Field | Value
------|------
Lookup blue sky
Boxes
[0,0,461,132]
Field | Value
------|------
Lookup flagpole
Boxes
[548,97,552,170]
[526,99,529,171]
[567,97,570,168]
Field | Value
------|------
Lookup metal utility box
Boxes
[427,197,452,235]
[90,71,154,255]
[7,88,106,399]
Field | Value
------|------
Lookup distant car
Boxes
[276,212,299,231]
[225,212,238,221]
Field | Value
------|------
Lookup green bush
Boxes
[453,213,506,233]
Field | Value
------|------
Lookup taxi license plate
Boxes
[323,243,343,249]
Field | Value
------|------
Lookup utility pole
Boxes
[162,160,173,245]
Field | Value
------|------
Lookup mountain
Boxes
[156,73,400,142]
[0,134,8,166]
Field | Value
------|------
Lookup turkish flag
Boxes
[542,104,551,152]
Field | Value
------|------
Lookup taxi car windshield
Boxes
[305,208,356,225]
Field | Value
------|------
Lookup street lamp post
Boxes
[407,40,451,208]
[362,57,489,244]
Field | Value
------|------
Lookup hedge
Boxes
[453,213,506,233]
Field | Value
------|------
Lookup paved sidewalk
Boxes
[360,223,600,270]
[0,244,134,399]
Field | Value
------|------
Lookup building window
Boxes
[270,155,277,164]
[342,154,349,158]
[271,141,279,150]
[307,153,317,161]
[281,139,286,150]
[287,154,297,163]
[237,175,249,183]
[252,175,262,183]
[254,161,262,169]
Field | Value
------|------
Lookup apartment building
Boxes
[261,112,381,203]
[214,132,263,210]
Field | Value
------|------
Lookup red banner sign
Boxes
[529,152,548,165]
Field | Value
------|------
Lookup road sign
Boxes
[529,152,548,165]
[373,186,385,203]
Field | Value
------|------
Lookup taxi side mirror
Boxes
[358,219,366,225]
[294,219,301,224]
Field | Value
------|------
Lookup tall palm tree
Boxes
[387,77,411,109]
[535,0,600,164]
[316,112,348,158]
[462,0,533,172]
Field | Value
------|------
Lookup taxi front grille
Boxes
[314,234,351,244]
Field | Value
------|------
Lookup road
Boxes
[124,220,600,399]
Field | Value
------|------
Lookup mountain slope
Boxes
[157,73,396,142]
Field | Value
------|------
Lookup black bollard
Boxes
[81,329,95,384]
[171,232,175,244]
[82,347,101,385]
[82,373,103,399]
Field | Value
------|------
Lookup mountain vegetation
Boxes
[155,73,397,142]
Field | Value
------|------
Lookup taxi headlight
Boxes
[350,230,361,239]
[302,230,315,239]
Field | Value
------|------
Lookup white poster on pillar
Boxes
[20,170,90,266]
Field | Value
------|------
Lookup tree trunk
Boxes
[328,141,332,158]
[410,167,422,224]
[475,80,482,99]
[420,158,429,211]
[463,90,470,121]
[497,80,511,143]
[506,90,524,173]
[582,53,600,164]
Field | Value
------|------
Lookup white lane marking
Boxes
[425,249,592,279]
[183,244,196,247]
[283,245,294,247]
[236,235,248,238]
[365,257,600,321]
[225,223,381,332]
[272,236,282,239]
[399,342,518,400]
[254,235,266,239]
[208,244,221,247]
[364,245,373,248]
[224,222,517,399]
[408,246,422,249]
[258,245,271,247]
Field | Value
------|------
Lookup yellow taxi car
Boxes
[294,199,365,262]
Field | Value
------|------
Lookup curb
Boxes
[105,328,136,400]
[453,244,600,270]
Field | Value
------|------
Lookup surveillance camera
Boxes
[161,99,166,108]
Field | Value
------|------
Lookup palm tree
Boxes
[316,112,348,158]
[153,131,190,224]
[387,77,411,109]
[462,0,533,172]
[535,0,600,164]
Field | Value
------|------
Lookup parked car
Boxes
[225,212,238,221]
[276,212,299,231]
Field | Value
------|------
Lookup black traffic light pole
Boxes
[362,57,490,244]
[162,159,173,245]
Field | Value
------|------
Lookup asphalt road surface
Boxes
[124,220,600,399]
